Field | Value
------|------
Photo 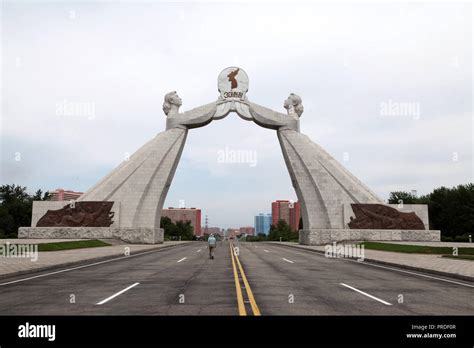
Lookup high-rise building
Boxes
[49,188,83,201]
[162,207,202,236]
[272,200,301,232]
[254,213,272,236]
[239,226,255,236]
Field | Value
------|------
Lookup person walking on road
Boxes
[208,234,217,259]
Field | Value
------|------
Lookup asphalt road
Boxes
[0,241,472,315]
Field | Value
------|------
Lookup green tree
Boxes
[387,191,419,204]
[175,220,194,240]
[32,189,50,201]
[160,217,195,240]
[160,216,178,239]
[268,220,297,242]
[388,183,474,240]
[427,184,474,239]
[0,184,49,238]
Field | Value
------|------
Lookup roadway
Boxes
[0,241,472,315]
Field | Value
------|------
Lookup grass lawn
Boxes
[359,242,474,255]
[33,240,111,252]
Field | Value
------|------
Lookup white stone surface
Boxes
[19,227,163,244]
[75,91,218,239]
[240,92,384,231]
[249,101,299,131]
[78,128,187,232]
[279,130,383,230]
[299,229,441,245]
[165,102,217,130]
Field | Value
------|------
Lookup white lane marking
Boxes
[268,244,474,289]
[263,249,269,253]
[96,282,140,305]
[282,258,295,264]
[0,247,179,287]
[340,283,392,306]
[177,257,187,263]
[196,249,201,253]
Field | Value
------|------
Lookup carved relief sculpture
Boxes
[37,202,114,227]
[348,204,425,230]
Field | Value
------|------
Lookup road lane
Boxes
[109,240,237,315]
[0,240,472,315]
[0,242,236,315]
[237,242,474,315]
[236,242,372,315]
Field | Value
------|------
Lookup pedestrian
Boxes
[208,234,217,259]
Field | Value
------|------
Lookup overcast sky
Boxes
[1,1,472,229]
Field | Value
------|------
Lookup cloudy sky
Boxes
[1,1,472,229]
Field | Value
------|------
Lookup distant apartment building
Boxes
[49,188,83,201]
[203,227,222,236]
[254,213,272,236]
[272,200,301,232]
[226,228,240,238]
[162,207,202,236]
[239,226,255,236]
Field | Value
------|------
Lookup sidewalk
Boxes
[0,239,191,279]
[269,241,474,282]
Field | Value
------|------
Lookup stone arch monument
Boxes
[21,67,440,244]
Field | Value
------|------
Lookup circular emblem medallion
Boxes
[217,67,249,100]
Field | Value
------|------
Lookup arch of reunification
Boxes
[20,67,440,245]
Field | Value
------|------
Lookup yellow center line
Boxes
[229,242,246,316]
[232,243,262,316]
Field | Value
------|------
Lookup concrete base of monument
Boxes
[18,227,164,244]
[299,229,441,245]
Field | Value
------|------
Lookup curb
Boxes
[0,242,192,281]
[265,242,474,283]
